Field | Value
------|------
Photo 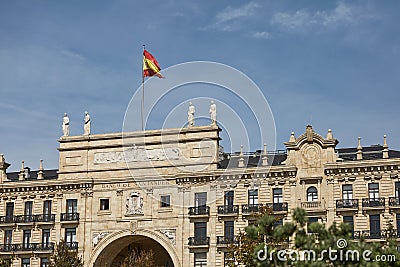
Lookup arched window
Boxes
[307,186,318,202]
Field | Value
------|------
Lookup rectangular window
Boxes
[307,217,319,233]
[42,229,51,247]
[100,199,110,210]
[66,199,78,214]
[43,200,52,215]
[343,215,354,233]
[40,258,49,267]
[65,228,77,246]
[396,182,400,199]
[224,221,234,239]
[248,189,259,205]
[195,192,207,207]
[370,214,381,238]
[24,201,33,216]
[194,252,207,267]
[224,191,234,207]
[160,195,171,208]
[21,258,30,267]
[368,183,379,200]
[194,222,207,238]
[396,214,400,237]
[224,252,234,267]
[273,188,283,203]
[23,229,31,249]
[342,184,353,200]
[5,202,14,223]
[4,229,12,245]
[274,218,283,228]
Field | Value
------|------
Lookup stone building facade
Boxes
[1,124,400,267]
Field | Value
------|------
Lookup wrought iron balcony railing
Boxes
[0,214,56,224]
[266,202,288,212]
[188,236,210,246]
[0,242,54,252]
[60,213,80,222]
[188,206,210,216]
[242,204,262,214]
[217,235,236,245]
[361,230,386,239]
[217,205,239,215]
[362,198,385,208]
[389,197,400,207]
[65,242,79,250]
[336,199,359,209]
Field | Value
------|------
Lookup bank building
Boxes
[1,107,400,267]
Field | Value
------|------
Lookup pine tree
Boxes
[227,208,400,266]
[50,240,83,267]
[0,258,11,267]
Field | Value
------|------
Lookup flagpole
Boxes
[141,44,145,131]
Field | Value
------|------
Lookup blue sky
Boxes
[1,0,400,171]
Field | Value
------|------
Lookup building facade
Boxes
[1,124,400,267]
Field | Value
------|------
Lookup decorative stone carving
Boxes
[84,111,91,135]
[62,113,70,137]
[126,192,143,215]
[93,232,109,247]
[94,146,181,164]
[302,145,321,168]
[188,102,195,127]
[159,229,176,245]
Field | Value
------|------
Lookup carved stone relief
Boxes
[126,192,144,215]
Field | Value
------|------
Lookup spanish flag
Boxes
[143,50,164,78]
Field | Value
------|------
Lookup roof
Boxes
[6,169,58,181]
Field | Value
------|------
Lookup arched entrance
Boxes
[89,230,180,267]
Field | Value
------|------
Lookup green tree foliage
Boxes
[227,208,400,266]
[50,240,83,267]
[0,258,11,267]
[119,249,157,267]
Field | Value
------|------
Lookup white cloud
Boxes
[215,2,260,24]
[251,31,272,39]
[271,2,378,30]
[203,2,260,32]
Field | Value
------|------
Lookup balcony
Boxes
[0,243,54,253]
[336,199,359,210]
[188,237,209,248]
[0,214,56,225]
[242,204,262,214]
[362,198,385,209]
[188,206,210,217]
[60,213,80,222]
[217,235,236,246]
[217,205,239,216]
[65,242,79,250]
[389,197,400,209]
[265,202,288,213]
[361,230,386,239]
[301,201,325,212]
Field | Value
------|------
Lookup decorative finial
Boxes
[383,135,389,159]
[289,132,296,142]
[262,143,268,166]
[327,129,333,140]
[19,160,25,180]
[38,159,44,179]
[238,145,244,167]
[357,137,363,160]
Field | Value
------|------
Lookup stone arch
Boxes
[87,229,181,267]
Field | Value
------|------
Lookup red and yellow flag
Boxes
[143,50,164,78]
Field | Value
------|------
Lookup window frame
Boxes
[160,195,171,208]
[99,199,110,211]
